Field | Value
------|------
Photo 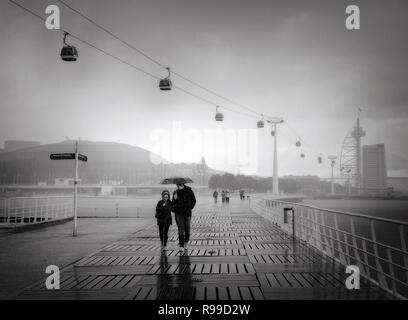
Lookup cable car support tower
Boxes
[339,115,365,195]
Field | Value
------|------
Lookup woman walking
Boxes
[155,190,173,251]
[225,189,230,204]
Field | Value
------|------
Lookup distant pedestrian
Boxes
[213,190,218,203]
[221,190,226,203]
[172,183,196,253]
[225,190,230,204]
[155,190,172,251]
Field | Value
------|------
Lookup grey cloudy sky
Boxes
[1,0,407,177]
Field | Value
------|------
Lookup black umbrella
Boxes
[161,177,194,185]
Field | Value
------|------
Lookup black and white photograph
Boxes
[0,0,407,308]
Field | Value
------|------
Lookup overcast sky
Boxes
[1,0,407,177]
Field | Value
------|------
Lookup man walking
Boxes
[172,183,196,253]
[213,190,218,203]
[221,190,226,203]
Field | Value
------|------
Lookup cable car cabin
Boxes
[296,141,301,147]
[271,130,275,136]
[159,78,172,91]
[60,45,78,62]
[257,120,264,128]
[215,112,224,121]
[301,153,305,158]
[318,156,323,164]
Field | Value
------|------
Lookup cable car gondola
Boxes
[296,139,301,147]
[271,130,275,136]
[159,67,172,90]
[257,115,264,128]
[60,32,78,62]
[215,106,224,121]
[300,152,305,158]
[318,156,323,164]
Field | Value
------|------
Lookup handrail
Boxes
[0,196,73,225]
[249,195,408,300]
[249,195,408,226]
[0,195,73,200]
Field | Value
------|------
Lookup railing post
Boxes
[40,200,44,221]
[350,217,365,276]
[386,247,397,297]
[300,206,306,242]
[371,220,388,290]
[34,199,38,223]
[311,209,317,249]
[45,197,49,221]
[399,225,408,286]
[333,213,347,265]
[21,199,25,224]
[361,239,372,281]
[6,198,10,224]
[305,207,310,244]
[320,211,332,258]
[0,199,2,222]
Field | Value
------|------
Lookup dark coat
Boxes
[171,186,196,217]
[155,200,172,225]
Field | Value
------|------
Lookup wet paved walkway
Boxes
[15,201,393,300]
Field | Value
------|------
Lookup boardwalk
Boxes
[15,200,393,300]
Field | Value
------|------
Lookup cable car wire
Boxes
[7,0,155,78]
[56,0,263,117]
[7,0,329,158]
[7,0,256,120]
[57,0,167,69]
[284,122,327,157]
[56,0,327,136]
[56,0,337,157]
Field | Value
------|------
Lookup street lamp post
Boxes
[73,141,79,237]
[328,156,337,196]
[267,118,284,196]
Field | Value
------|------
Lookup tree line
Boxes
[208,173,298,193]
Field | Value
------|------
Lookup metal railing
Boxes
[0,196,73,225]
[249,196,408,300]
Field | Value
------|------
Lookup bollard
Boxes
[283,207,292,224]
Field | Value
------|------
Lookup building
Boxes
[387,177,408,195]
[362,144,387,194]
[4,140,40,152]
[283,175,323,196]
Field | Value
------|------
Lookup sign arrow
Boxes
[78,154,88,162]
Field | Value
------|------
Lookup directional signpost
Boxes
[50,153,75,160]
[50,141,88,236]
